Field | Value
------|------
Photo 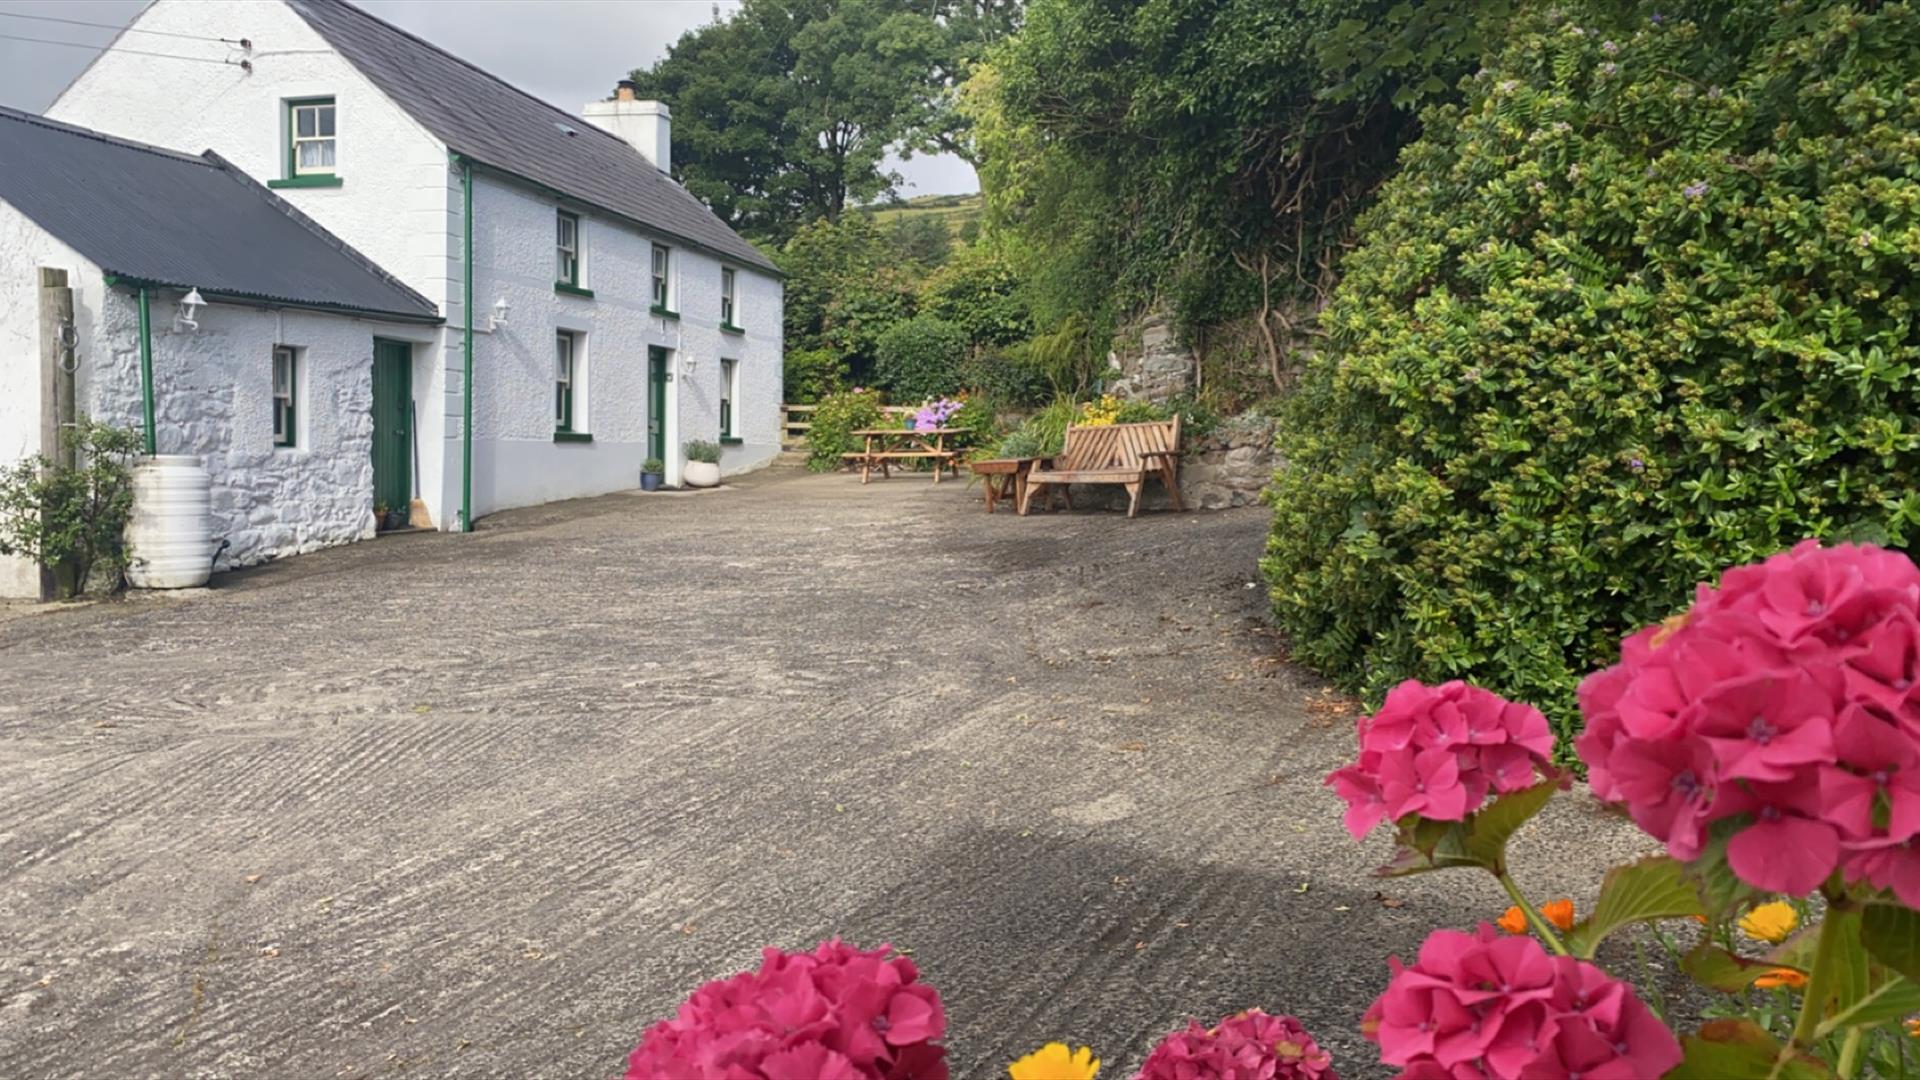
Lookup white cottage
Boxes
[0,107,444,598]
[47,0,785,536]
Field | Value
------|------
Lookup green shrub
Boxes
[0,416,141,597]
[874,315,968,401]
[1113,399,1169,424]
[999,397,1079,458]
[806,388,884,472]
[993,427,1049,460]
[957,347,1050,407]
[1263,2,1920,736]
[643,457,664,475]
[784,347,847,404]
[684,440,722,464]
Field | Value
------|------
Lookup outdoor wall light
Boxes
[680,352,697,377]
[174,288,206,332]
[489,297,510,331]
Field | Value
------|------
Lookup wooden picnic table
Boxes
[843,427,970,484]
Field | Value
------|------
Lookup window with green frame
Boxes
[272,346,298,447]
[720,359,737,438]
[287,98,335,176]
[555,331,578,431]
[556,211,580,286]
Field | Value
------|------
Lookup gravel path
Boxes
[0,468,1655,1078]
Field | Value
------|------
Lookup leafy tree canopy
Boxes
[630,0,1017,242]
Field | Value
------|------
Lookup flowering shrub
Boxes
[1579,540,1920,897]
[807,388,885,472]
[1134,1010,1335,1080]
[1325,539,1920,1078]
[624,940,947,1080]
[913,396,963,432]
[1078,394,1123,427]
[1365,926,1679,1079]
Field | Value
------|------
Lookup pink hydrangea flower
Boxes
[1134,1009,1337,1080]
[1577,540,1920,898]
[1327,680,1555,839]
[1364,926,1680,1080]
[624,940,948,1080]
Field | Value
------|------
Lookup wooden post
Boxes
[37,268,75,599]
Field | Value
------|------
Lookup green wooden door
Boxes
[371,338,412,513]
[647,346,668,462]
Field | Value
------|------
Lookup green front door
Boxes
[371,338,412,514]
[647,346,669,463]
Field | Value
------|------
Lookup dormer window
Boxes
[290,98,335,175]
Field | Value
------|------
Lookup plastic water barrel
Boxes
[125,455,213,589]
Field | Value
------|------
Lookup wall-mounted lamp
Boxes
[174,288,206,333]
[488,297,510,331]
[680,352,697,377]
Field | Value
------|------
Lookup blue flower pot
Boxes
[640,471,662,492]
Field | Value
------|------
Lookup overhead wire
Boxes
[0,9,233,44]
[0,31,244,67]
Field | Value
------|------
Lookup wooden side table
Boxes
[969,457,1049,514]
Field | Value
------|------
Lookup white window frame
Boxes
[720,267,737,327]
[289,99,336,176]
[272,345,298,447]
[651,244,672,311]
[555,331,578,431]
[556,210,580,286]
[720,358,737,438]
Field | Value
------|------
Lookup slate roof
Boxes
[285,0,780,275]
[0,107,441,322]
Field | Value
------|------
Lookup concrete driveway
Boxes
[0,468,1652,1078]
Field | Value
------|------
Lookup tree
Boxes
[628,0,964,240]
[779,214,918,378]
[981,0,1505,372]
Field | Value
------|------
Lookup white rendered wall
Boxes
[0,203,107,597]
[48,0,456,529]
[78,288,434,573]
[465,172,780,514]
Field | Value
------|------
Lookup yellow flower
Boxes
[1009,1043,1100,1080]
[1739,901,1799,944]
[1754,968,1808,990]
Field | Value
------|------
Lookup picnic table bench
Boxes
[842,427,969,484]
[1019,416,1185,517]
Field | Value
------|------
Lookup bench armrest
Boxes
[1140,449,1181,460]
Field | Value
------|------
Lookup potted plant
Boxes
[683,440,722,488]
[372,501,389,531]
[640,457,664,492]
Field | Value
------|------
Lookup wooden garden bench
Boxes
[1018,416,1185,518]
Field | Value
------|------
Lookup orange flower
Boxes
[1906,1017,1920,1039]
[1755,968,1808,990]
[1541,898,1576,931]
[1498,900,1574,934]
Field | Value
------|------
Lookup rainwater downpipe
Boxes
[456,152,474,532]
[136,285,157,455]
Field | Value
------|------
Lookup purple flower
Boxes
[1629,457,1646,473]
[1683,180,1710,199]
[1602,62,1618,76]
[1651,11,1665,24]
[1602,40,1619,54]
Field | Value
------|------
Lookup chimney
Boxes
[584,80,671,173]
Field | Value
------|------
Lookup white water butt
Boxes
[125,455,213,589]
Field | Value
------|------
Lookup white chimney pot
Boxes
[584,85,671,173]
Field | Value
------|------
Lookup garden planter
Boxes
[640,471,663,492]
[683,461,721,488]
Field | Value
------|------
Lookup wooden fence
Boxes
[781,403,916,449]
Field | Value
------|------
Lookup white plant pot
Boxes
[683,461,721,488]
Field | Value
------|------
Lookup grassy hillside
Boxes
[863,192,983,239]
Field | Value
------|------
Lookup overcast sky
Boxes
[0,0,978,196]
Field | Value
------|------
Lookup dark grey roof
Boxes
[0,107,441,322]
[285,0,780,275]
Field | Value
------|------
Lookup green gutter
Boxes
[136,286,157,455]
[457,152,474,533]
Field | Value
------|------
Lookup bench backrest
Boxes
[1056,416,1181,473]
